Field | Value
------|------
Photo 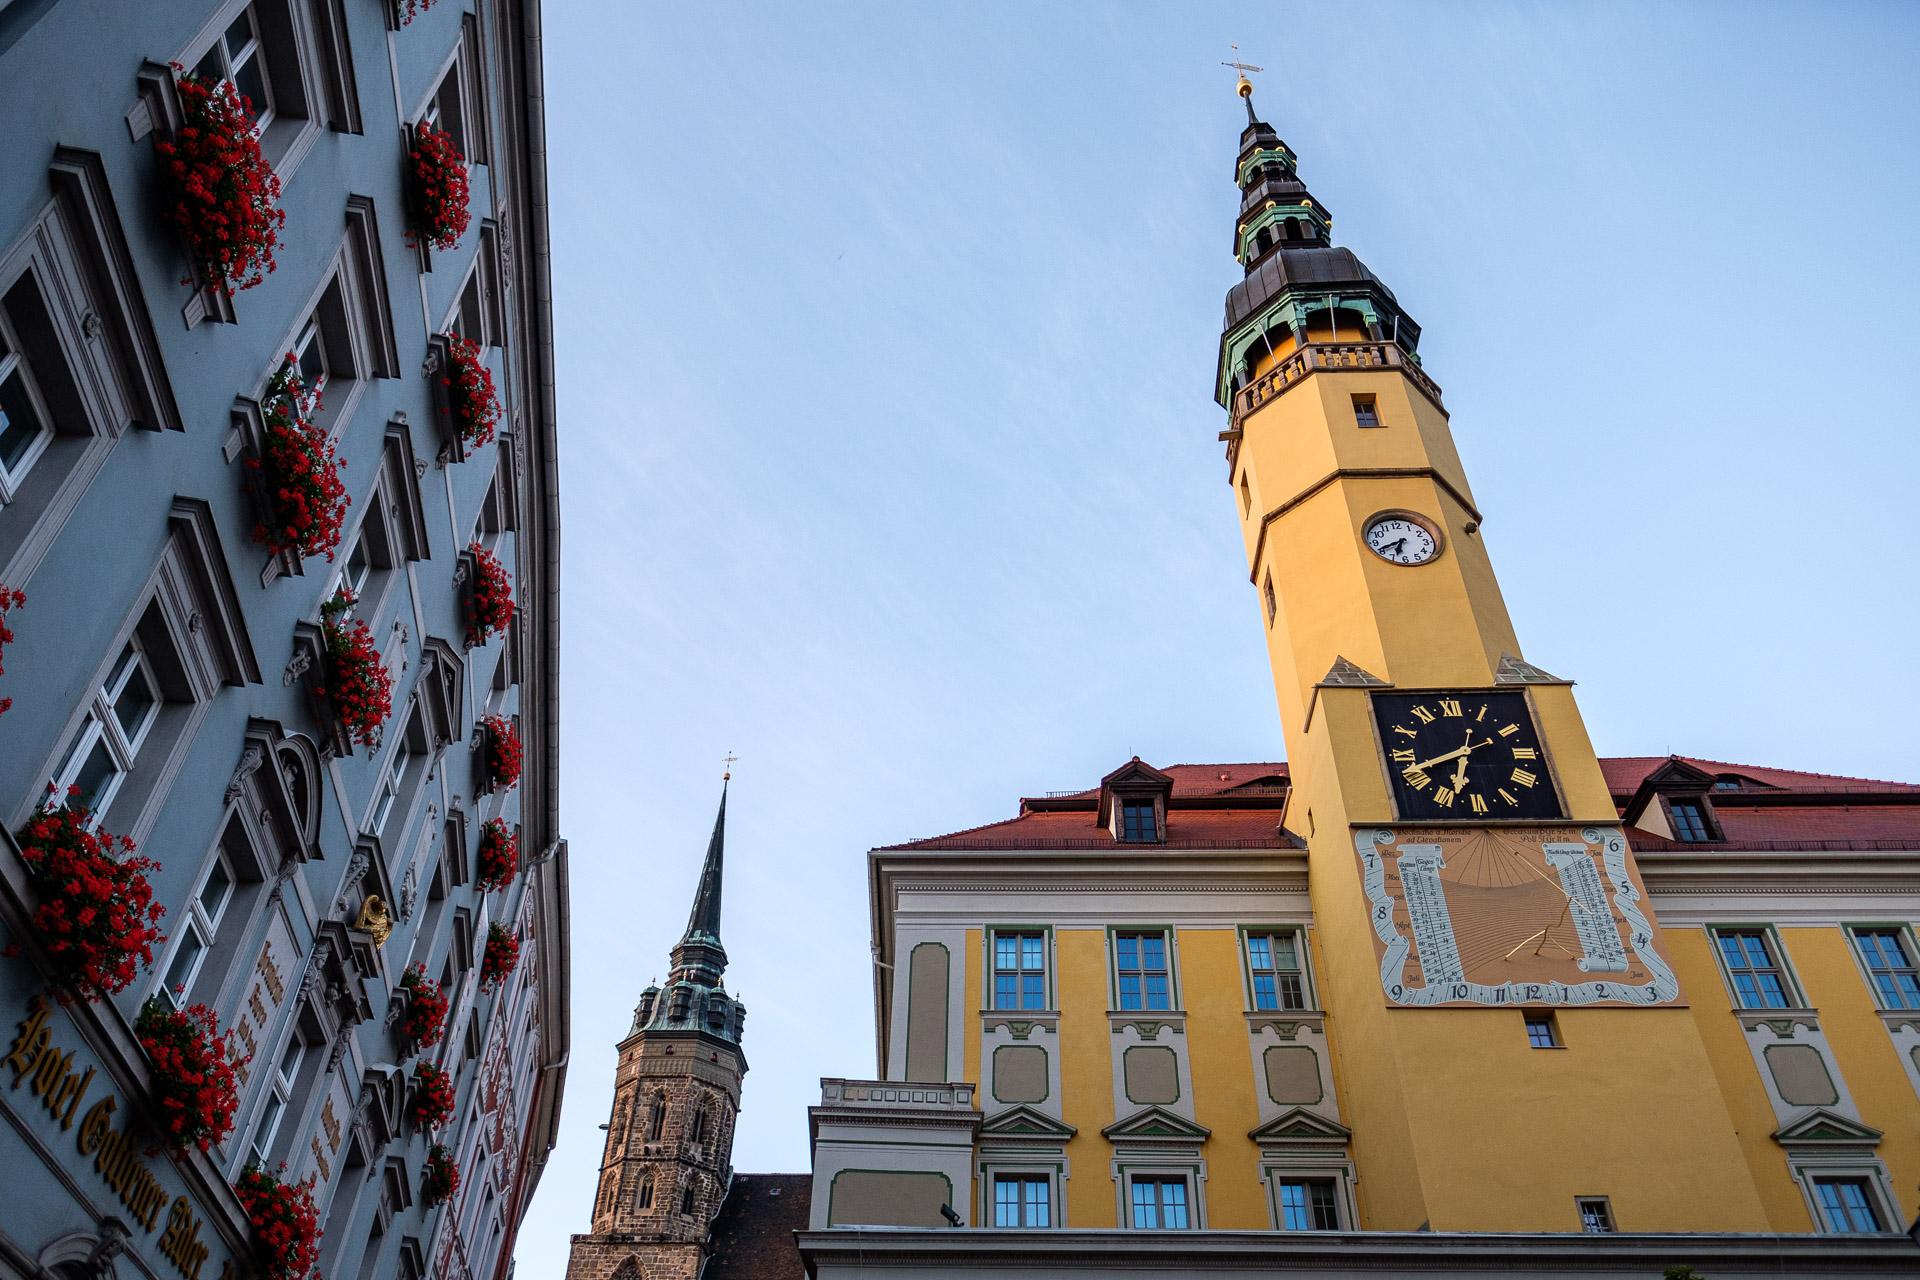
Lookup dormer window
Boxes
[1121,800,1158,843]
[1667,799,1714,843]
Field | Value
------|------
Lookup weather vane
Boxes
[723,752,738,782]
[1221,43,1264,120]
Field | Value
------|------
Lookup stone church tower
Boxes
[565,782,748,1280]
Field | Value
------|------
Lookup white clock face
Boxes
[1365,516,1439,565]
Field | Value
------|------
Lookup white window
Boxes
[51,638,162,819]
[1128,1175,1190,1229]
[1811,1176,1885,1232]
[333,527,373,605]
[157,850,237,1007]
[191,4,276,133]
[290,316,329,402]
[1276,1177,1340,1229]
[247,1034,306,1164]
[0,306,56,502]
[1577,1196,1615,1233]
[369,720,418,835]
[992,1173,1051,1227]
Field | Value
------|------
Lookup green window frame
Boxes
[1242,927,1309,1011]
[1848,926,1920,1011]
[1710,926,1798,1010]
[1112,928,1175,1011]
[989,927,1050,1011]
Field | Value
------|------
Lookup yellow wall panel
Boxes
[1176,927,1267,1228]
[1057,928,1117,1226]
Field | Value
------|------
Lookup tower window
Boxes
[1351,395,1380,427]
[1114,931,1172,1011]
[992,931,1048,1010]
[681,1178,698,1215]
[1811,1177,1884,1233]
[1263,574,1276,626]
[1577,1197,1615,1233]
[1667,798,1714,842]
[1238,470,1251,516]
[645,1097,665,1141]
[689,1106,707,1143]
[1120,801,1158,843]
[1277,1178,1340,1230]
[636,1176,654,1210]
[1524,1012,1561,1049]
[1246,931,1307,1011]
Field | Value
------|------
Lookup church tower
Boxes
[565,782,748,1280]
[1215,74,1771,1231]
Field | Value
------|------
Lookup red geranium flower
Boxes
[407,1061,457,1132]
[397,963,450,1046]
[422,1142,460,1206]
[396,0,439,24]
[479,923,519,993]
[465,542,513,646]
[248,361,349,562]
[233,1163,322,1280]
[154,70,284,295]
[0,583,24,715]
[475,818,518,894]
[480,715,522,791]
[442,334,501,450]
[7,793,165,1004]
[135,998,241,1154]
[406,122,470,251]
[316,592,393,748]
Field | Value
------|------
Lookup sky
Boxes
[519,2,1920,1268]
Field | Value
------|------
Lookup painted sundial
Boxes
[1352,825,1682,1007]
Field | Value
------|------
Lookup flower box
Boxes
[422,1142,460,1206]
[480,714,522,791]
[246,362,349,566]
[315,592,393,750]
[463,542,513,648]
[396,963,450,1047]
[475,819,518,894]
[430,333,501,466]
[8,795,165,1004]
[234,1163,322,1280]
[154,69,284,307]
[407,1061,456,1132]
[0,583,23,716]
[479,923,518,992]
[135,998,241,1154]
[405,122,470,253]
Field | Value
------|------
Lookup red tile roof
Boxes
[1600,756,1920,796]
[705,1173,810,1280]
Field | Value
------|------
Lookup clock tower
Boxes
[1216,74,1770,1230]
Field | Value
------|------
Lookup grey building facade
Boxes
[0,2,565,1278]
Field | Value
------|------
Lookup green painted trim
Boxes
[1122,1045,1182,1106]
[991,1043,1051,1105]
[1236,145,1298,187]
[1261,1044,1326,1107]
[905,942,952,1083]
[1106,925,1180,1013]
[1237,204,1333,260]
[1840,922,1920,1013]
[826,1167,956,1228]
[985,923,1056,1012]
[1705,924,1809,1009]
[1237,924,1319,1013]
[1219,295,1389,395]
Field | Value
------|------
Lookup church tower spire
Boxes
[566,781,748,1280]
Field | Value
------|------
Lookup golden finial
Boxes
[722,752,738,782]
[1221,43,1264,100]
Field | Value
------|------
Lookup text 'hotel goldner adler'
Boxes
[559,68,1920,1280]
[0,3,565,1279]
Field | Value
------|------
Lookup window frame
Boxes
[1710,926,1802,1011]
[245,1031,307,1166]
[1846,925,1920,1012]
[1275,1175,1342,1230]
[988,926,1052,1012]
[1524,1010,1562,1049]
[1241,926,1312,1012]
[989,1172,1053,1228]
[1805,1173,1891,1234]
[1576,1195,1616,1233]
[1664,795,1718,843]
[152,844,239,1008]
[0,318,58,501]
[1119,800,1158,843]
[49,635,164,821]
[1351,393,1381,428]
[190,4,278,135]
[1111,928,1177,1013]
[1125,1172,1193,1231]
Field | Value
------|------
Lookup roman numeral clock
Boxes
[1354,691,1682,1009]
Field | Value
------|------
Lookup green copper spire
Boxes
[680,777,727,947]
[630,776,745,1046]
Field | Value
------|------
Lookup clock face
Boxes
[1372,690,1561,820]
[1364,514,1439,565]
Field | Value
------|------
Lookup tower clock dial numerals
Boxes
[1363,514,1440,565]
[1371,691,1562,820]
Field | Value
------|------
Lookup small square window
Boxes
[1577,1196,1615,1233]
[1120,801,1157,843]
[1668,798,1714,842]
[1352,394,1380,427]
[1524,1011,1560,1048]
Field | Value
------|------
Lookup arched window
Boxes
[636,1174,654,1210]
[1284,216,1302,241]
[682,1176,699,1215]
[689,1105,708,1144]
[646,1095,665,1141]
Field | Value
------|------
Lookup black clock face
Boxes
[1372,691,1561,820]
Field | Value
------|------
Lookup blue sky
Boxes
[518,2,1920,1267]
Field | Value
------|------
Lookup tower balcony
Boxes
[1230,340,1445,429]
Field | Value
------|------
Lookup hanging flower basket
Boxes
[0,583,24,716]
[475,818,518,894]
[464,543,513,647]
[7,794,165,1004]
[397,963,450,1046]
[396,0,439,24]
[407,1061,456,1132]
[154,70,284,296]
[135,998,241,1155]
[441,334,501,451]
[480,715,521,791]
[316,592,393,749]
[249,362,349,562]
[422,1142,461,1206]
[234,1163,323,1280]
[479,923,519,992]
[405,122,470,252]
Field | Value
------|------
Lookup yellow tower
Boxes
[1217,85,1771,1231]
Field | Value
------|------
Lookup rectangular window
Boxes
[158,850,237,1006]
[1715,929,1793,1009]
[1851,928,1920,1010]
[1351,394,1380,427]
[247,1034,305,1164]
[52,637,164,820]
[1811,1177,1884,1233]
[370,734,415,834]
[0,310,56,501]
[1524,1011,1561,1049]
[1668,798,1713,842]
[1114,931,1172,1011]
[992,931,1047,1011]
[1238,471,1251,516]
[991,1174,1051,1228]
[1120,801,1157,843]
[1129,1176,1189,1230]
[1577,1196,1615,1233]
[1263,575,1275,626]
[1246,930,1306,1011]
[192,5,275,133]
[1277,1178,1339,1230]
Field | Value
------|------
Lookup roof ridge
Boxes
[1675,755,1919,790]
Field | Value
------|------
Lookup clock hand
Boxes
[1409,737,1495,772]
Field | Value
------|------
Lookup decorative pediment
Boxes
[1250,1107,1352,1150]
[1102,1105,1210,1144]
[1773,1108,1882,1149]
[981,1106,1077,1142]
[1493,653,1569,685]
[1623,756,1718,826]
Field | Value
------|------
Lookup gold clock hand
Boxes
[1409,737,1494,773]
